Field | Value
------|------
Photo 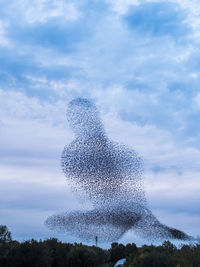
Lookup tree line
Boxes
[0,225,200,267]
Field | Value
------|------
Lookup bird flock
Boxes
[46,98,191,243]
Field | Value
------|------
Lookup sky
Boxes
[0,0,200,247]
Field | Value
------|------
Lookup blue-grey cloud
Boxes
[10,20,89,53]
[123,2,190,39]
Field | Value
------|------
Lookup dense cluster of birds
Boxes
[46,98,192,243]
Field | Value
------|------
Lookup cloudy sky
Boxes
[0,0,200,246]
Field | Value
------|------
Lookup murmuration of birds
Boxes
[45,98,193,243]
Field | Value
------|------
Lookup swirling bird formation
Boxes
[46,98,192,243]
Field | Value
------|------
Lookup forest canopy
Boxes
[0,225,199,267]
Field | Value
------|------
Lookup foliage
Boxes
[0,225,12,261]
[127,251,175,267]
[109,242,138,264]
[0,225,12,243]
[0,226,200,267]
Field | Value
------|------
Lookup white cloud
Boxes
[106,0,140,15]
[5,0,81,24]
[174,0,200,38]
[0,21,10,47]
[193,92,200,108]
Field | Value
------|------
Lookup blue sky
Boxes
[0,0,200,246]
